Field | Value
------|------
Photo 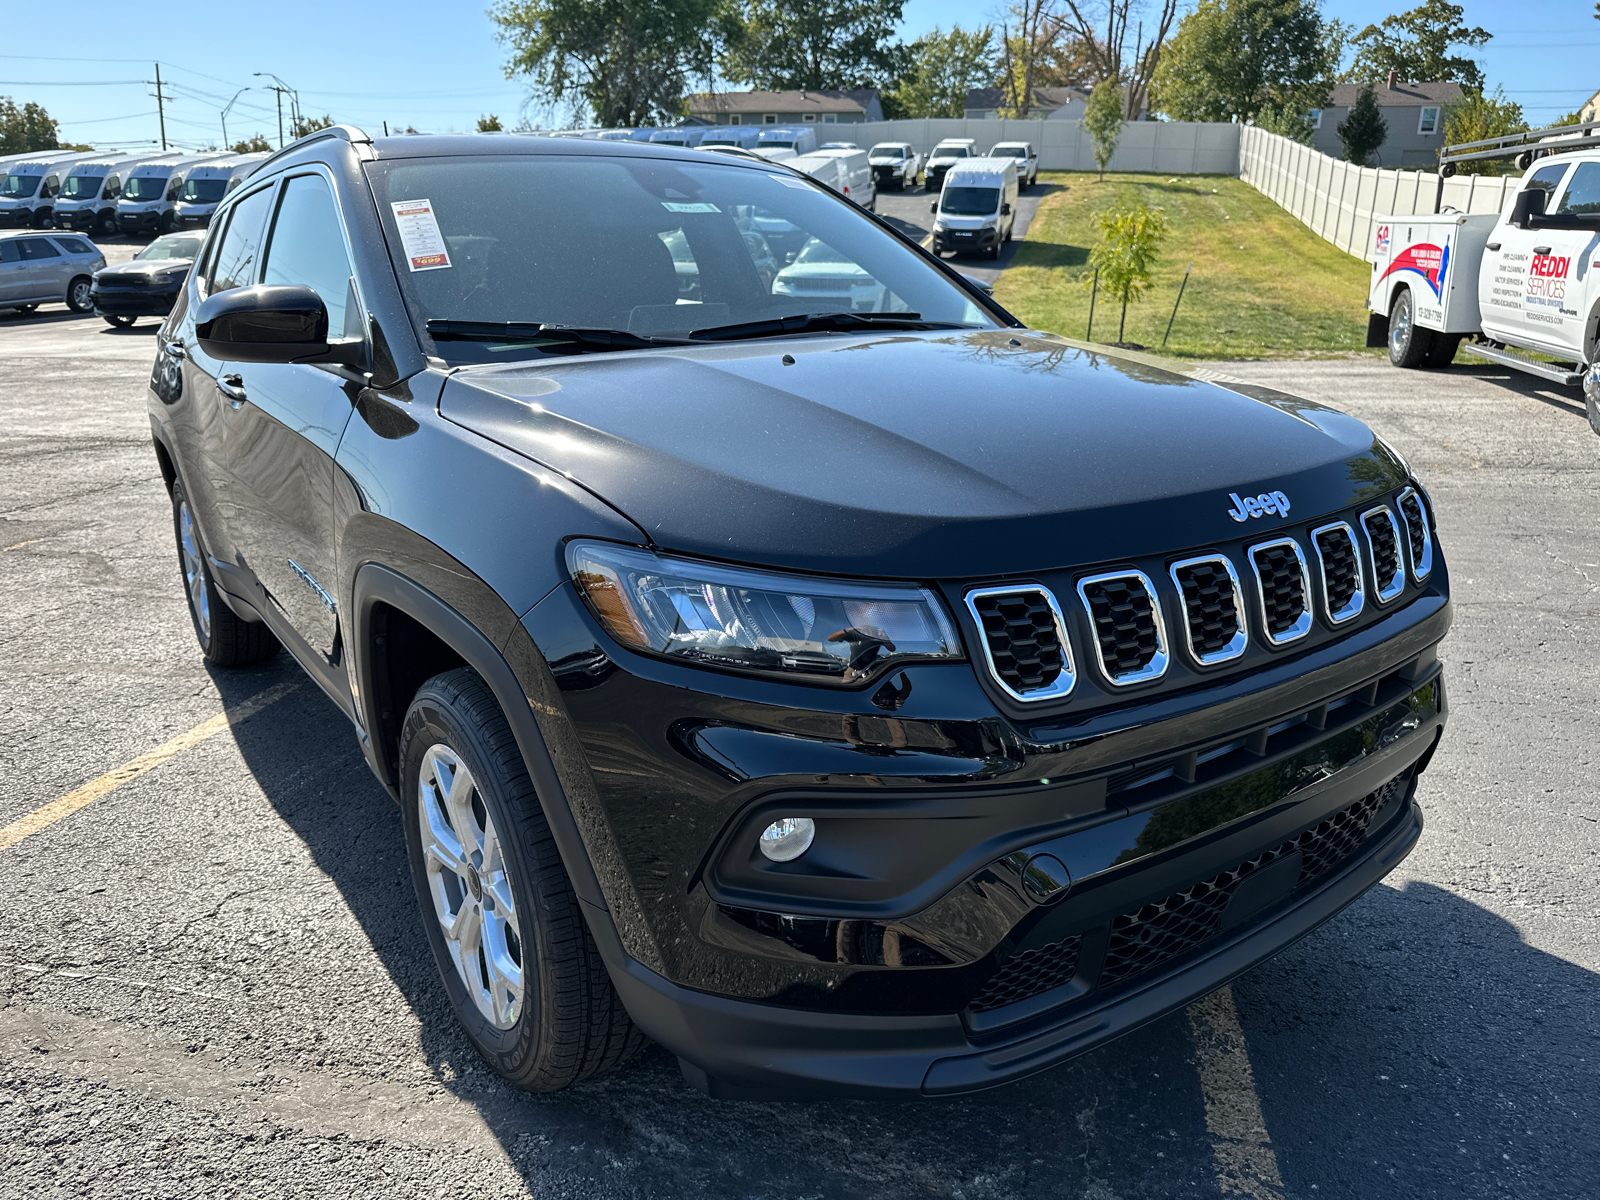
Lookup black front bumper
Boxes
[93,288,179,315]
[935,228,1001,254]
[118,212,163,233]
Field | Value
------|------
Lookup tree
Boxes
[719,0,906,91]
[1085,79,1123,179]
[232,133,273,153]
[1344,0,1490,91]
[1057,0,1179,119]
[1150,0,1343,124]
[290,113,334,139]
[0,98,60,154]
[1441,88,1526,175]
[1337,83,1387,165]
[994,0,1070,119]
[1252,99,1315,144]
[477,114,505,131]
[494,0,718,127]
[1087,203,1168,342]
[882,25,995,119]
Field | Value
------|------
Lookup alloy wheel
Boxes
[1390,294,1411,354]
[69,279,91,310]
[178,499,211,641]
[418,743,524,1030]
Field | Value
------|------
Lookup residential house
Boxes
[963,86,1089,121]
[685,89,883,126]
[1310,75,1464,167]
[1578,86,1600,124]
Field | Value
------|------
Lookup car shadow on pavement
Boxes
[1442,361,1590,419]
[220,671,1600,1199]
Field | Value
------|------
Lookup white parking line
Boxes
[1188,987,1286,1199]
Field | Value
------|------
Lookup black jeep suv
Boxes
[148,127,1450,1100]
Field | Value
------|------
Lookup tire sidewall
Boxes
[399,692,544,1077]
[169,479,216,658]
[1388,289,1413,366]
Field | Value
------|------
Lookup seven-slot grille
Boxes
[1396,488,1433,581]
[1361,507,1405,602]
[1247,539,1312,645]
[1169,556,1248,665]
[1076,571,1168,685]
[1311,523,1364,624]
[964,587,1075,701]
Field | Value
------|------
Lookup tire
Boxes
[170,478,280,668]
[1424,333,1461,368]
[15,303,39,314]
[400,668,648,1091]
[104,314,137,328]
[96,210,117,237]
[66,276,93,314]
[1388,288,1433,368]
[1586,343,1600,439]
[157,210,176,234]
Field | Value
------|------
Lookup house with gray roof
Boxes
[1309,75,1464,168]
[963,86,1089,121]
[685,89,883,126]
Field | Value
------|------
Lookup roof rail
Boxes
[1438,118,1600,175]
[249,124,374,175]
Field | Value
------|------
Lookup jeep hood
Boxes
[439,330,1406,579]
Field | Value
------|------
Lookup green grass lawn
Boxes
[995,172,1377,360]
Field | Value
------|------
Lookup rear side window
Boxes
[51,237,95,255]
[262,173,361,339]
[19,238,61,260]
[1556,162,1600,216]
[209,185,275,293]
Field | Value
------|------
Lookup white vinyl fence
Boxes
[1238,125,1520,260]
[844,118,1242,174]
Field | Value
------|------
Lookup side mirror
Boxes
[1510,187,1547,229]
[960,274,993,295]
[195,284,364,368]
[929,200,938,213]
[1001,203,1012,215]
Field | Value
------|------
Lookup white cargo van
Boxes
[700,127,761,150]
[117,154,232,235]
[755,126,818,161]
[808,147,876,210]
[174,153,267,228]
[649,128,706,148]
[0,151,85,229]
[53,154,149,236]
[931,158,1018,259]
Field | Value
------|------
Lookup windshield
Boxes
[940,187,1000,216]
[933,146,970,159]
[61,173,106,198]
[759,140,795,149]
[122,176,166,200]
[181,178,229,203]
[366,155,993,362]
[869,145,905,159]
[136,236,203,262]
[0,173,43,199]
[992,146,1028,158]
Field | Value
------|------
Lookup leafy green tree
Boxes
[477,114,505,131]
[232,133,273,153]
[882,25,995,118]
[1087,203,1168,342]
[494,0,718,126]
[1336,83,1387,165]
[1441,88,1526,175]
[718,0,906,90]
[1150,0,1341,123]
[1253,99,1315,143]
[1084,79,1123,180]
[1344,0,1490,90]
[0,98,60,153]
[290,113,334,139]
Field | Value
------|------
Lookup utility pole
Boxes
[254,73,298,147]
[150,63,170,151]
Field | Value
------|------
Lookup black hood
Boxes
[440,330,1407,579]
[99,259,193,281]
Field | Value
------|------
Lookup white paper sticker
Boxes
[390,198,452,271]
[662,201,720,213]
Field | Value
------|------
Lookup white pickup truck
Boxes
[1367,143,1600,435]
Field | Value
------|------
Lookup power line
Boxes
[0,79,146,86]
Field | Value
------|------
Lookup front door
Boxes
[223,170,364,660]
[1480,161,1571,352]
[1533,160,1600,360]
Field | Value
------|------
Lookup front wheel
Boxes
[1586,360,1600,438]
[1388,289,1433,368]
[104,314,137,329]
[66,276,93,313]
[14,303,40,315]
[401,669,648,1091]
[170,479,279,667]
[96,210,117,237]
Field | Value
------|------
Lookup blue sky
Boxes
[1,0,1591,149]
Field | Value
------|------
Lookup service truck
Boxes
[1367,121,1600,436]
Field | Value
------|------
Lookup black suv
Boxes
[149,127,1450,1100]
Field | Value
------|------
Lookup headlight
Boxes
[567,541,962,685]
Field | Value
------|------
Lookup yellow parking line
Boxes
[0,681,299,851]
[3,539,45,552]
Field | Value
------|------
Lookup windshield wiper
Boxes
[425,320,690,350]
[688,312,970,342]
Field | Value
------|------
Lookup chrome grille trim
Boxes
[963,585,1077,702]
[1310,521,1365,625]
[1246,537,1313,646]
[1075,570,1170,686]
[1396,487,1434,582]
[1360,506,1406,603]
[1168,554,1248,666]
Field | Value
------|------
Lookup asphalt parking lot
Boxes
[2,261,1597,1198]
[872,176,1055,286]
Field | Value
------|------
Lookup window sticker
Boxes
[662,201,720,213]
[390,198,452,271]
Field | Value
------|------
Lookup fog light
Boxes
[758,817,815,862]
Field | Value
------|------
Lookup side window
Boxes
[1417,107,1440,135]
[261,173,361,339]
[1525,164,1569,195]
[19,239,61,260]
[166,175,184,202]
[51,237,94,255]
[103,175,121,200]
[1556,162,1600,216]
[42,174,60,199]
[0,241,20,264]
[209,185,275,293]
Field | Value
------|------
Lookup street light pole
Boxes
[221,87,250,151]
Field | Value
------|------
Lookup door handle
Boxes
[1485,242,1501,251]
[165,339,186,359]
[1532,245,1552,255]
[217,373,248,406]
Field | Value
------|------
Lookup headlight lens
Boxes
[567,541,962,685]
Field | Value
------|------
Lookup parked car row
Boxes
[867,140,1038,192]
[0,149,266,236]
[0,228,203,328]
